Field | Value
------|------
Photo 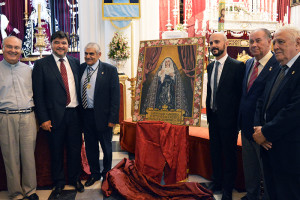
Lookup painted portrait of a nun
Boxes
[141,57,189,116]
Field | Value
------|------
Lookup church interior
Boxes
[0,0,300,199]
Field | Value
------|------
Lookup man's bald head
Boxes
[209,32,228,59]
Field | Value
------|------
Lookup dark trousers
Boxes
[262,151,300,200]
[208,112,238,192]
[83,109,113,179]
[47,108,82,187]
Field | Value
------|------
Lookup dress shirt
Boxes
[247,51,273,83]
[81,60,100,108]
[210,54,228,109]
[0,59,34,110]
[285,52,300,73]
[53,54,78,107]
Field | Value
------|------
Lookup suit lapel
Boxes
[48,55,66,90]
[94,61,105,98]
[267,56,300,107]
[244,58,255,94]
[67,55,79,90]
[218,57,231,88]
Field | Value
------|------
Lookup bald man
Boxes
[0,36,38,200]
[206,32,245,200]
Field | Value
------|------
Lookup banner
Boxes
[102,0,140,20]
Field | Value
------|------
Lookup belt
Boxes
[0,107,34,114]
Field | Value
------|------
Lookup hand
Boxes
[261,141,272,150]
[108,123,115,128]
[252,126,266,145]
[41,120,52,132]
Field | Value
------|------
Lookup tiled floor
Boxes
[0,134,245,200]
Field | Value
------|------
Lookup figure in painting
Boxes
[0,2,20,48]
[22,0,58,57]
[141,57,188,116]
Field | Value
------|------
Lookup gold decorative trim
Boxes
[228,39,249,47]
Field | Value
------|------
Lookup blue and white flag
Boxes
[102,0,140,20]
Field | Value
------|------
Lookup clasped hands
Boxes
[253,126,272,150]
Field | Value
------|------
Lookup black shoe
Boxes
[52,185,64,199]
[26,193,39,200]
[240,195,249,200]
[72,181,84,193]
[221,190,232,200]
[85,176,100,187]
[207,182,222,193]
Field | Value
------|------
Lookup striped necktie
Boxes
[82,67,93,109]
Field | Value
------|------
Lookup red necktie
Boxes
[247,61,259,92]
[59,58,71,106]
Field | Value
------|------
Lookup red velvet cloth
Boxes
[101,158,214,200]
[135,121,189,184]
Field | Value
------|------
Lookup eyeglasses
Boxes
[5,45,21,50]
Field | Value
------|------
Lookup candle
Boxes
[168,0,170,21]
[185,0,187,22]
[38,3,41,27]
[25,0,28,14]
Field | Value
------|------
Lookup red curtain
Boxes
[187,0,206,37]
[277,0,290,23]
[143,47,162,82]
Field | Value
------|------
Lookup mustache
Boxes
[211,47,219,51]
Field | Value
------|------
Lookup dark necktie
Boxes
[247,61,259,92]
[82,67,93,109]
[59,58,71,106]
[212,61,220,111]
[266,65,288,109]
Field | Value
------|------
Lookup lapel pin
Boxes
[102,72,104,74]
[292,71,295,75]
[269,66,272,71]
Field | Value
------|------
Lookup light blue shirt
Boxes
[0,59,34,110]
[81,60,100,108]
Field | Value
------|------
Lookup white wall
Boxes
[291,5,300,28]
[79,0,160,119]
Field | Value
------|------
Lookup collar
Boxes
[52,54,67,63]
[87,60,100,70]
[255,51,273,67]
[286,52,300,69]
[215,54,228,65]
[2,58,19,68]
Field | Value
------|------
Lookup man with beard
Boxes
[206,32,245,200]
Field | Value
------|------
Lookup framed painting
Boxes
[132,37,205,126]
[291,0,300,6]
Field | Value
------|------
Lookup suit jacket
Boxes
[206,56,245,129]
[80,61,120,131]
[239,54,279,140]
[32,54,81,128]
[254,55,300,173]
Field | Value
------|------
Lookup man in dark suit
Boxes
[80,42,120,187]
[239,28,279,200]
[253,27,300,199]
[206,32,245,200]
[32,31,84,198]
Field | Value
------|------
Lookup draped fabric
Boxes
[177,45,196,89]
[135,121,189,184]
[187,0,206,37]
[277,0,290,23]
[143,46,162,82]
[226,31,251,60]
[0,0,24,48]
[159,0,177,38]
[101,158,214,200]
